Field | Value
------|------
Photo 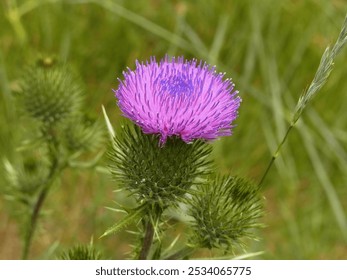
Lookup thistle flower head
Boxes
[115,56,241,145]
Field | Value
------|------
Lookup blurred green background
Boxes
[1,0,347,259]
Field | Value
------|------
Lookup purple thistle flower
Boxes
[114,55,241,145]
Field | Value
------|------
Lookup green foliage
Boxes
[60,244,102,260]
[2,59,105,259]
[258,14,347,238]
[5,61,105,203]
[188,175,263,252]
[109,125,212,210]
[293,15,347,124]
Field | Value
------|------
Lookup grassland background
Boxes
[0,0,347,259]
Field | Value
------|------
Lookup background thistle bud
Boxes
[19,64,83,127]
[109,125,212,210]
[62,115,104,152]
[4,151,50,201]
[188,175,263,252]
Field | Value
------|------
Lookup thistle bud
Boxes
[109,125,212,210]
[59,244,102,260]
[19,64,82,126]
[188,176,263,252]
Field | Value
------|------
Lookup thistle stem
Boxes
[258,123,294,188]
[138,220,155,260]
[22,187,49,260]
[21,142,64,259]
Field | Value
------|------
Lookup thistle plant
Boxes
[105,12,347,258]
[2,7,345,261]
[103,56,262,259]
[3,58,104,259]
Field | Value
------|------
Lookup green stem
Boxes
[21,140,65,259]
[22,187,49,260]
[258,123,294,188]
[138,220,155,260]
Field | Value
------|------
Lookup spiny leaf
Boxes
[100,206,145,238]
[102,105,115,139]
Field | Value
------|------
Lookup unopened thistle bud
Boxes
[109,125,212,210]
[188,176,263,252]
[19,64,83,126]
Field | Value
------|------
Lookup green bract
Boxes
[60,244,102,260]
[109,125,212,210]
[188,175,263,252]
[62,115,104,152]
[20,65,83,126]
[4,152,50,199]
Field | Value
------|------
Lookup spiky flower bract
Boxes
[62,115,105,153]
[4,150,50,201]
[188,176,263,252]
[115,56,241,145]
[109,125,212,210]
[20,64,83,127]
[60,244,102,260]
